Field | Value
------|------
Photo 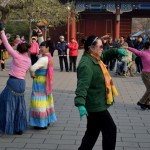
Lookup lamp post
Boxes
[67,5,71,43]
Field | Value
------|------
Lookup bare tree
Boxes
[132,18,150,37]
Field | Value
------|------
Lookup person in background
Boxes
[126,34,134,48]
[29,36,39,65]
[102,38,110,50]
[46,36,55,57]
[115,36,129,76]
[20,35,26,42]
[12,35,21,50]
[128,42,150,110]
[126,34,136,77]
[108,37,117,71]
[75,35,127,150]
[57,35,69,72]
[134,35,144,73]
[29,41,57,129]
[101,38,110,69]
[0,38,6,71]
[108,37,113,48]
[68,37,79,72]
[0,23,31,135]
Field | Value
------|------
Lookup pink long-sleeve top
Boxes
[128,47,150,72]
[29,42,39,54]
[1,32,31,79]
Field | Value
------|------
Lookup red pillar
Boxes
[71,10,76,40]
[67,11,70,43]
[115,9,120,39]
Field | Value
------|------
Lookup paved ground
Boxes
[0,50,150,150]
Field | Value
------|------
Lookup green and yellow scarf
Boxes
[87,51,118,104]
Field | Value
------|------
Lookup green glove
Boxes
[78,106,88,120]
[118,48,128,56]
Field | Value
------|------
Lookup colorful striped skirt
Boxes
[29,69,57,127]
[0,77,27,134]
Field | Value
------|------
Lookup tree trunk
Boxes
[29,19,32,42]
[0,6,9,23]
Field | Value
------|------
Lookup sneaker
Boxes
[137,102,147,110]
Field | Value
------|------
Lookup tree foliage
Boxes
[0,0,70,27]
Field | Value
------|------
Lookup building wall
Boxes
[77,12,132,40]
[49,9,150,46]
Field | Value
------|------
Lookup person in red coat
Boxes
[68,37,79,72]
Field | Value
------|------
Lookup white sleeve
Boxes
[38,36,44,45]
[29,57,48,73]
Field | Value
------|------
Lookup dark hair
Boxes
[17,43,31,54]
[137,35,143,39]
[40,41,49,48]
[84,35,99,51]
[120,36,125,39]
[32,38,36,40]
[47,35,52,39]
[144,42,150,49]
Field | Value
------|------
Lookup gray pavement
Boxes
[0,50,150,150]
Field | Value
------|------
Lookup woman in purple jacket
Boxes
[128,42,150,110]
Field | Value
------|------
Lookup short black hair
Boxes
[84,35,99,51]
[40,41,49,48]
[144,42,150,49]
[137,35,143,39]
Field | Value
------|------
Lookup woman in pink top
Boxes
[0,24,31,135]
[29,37,39,65]
[128,42,150,110]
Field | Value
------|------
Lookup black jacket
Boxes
[57,41,68,56]
[47,40,55,53]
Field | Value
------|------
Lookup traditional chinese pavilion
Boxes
[50,0,150,44]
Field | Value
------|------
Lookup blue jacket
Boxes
[57,41,68,56]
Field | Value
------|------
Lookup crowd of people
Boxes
[0,23,80,135]
[1,22,150,150]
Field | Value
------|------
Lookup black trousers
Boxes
[59,56,68,71]
[1,59,5,69]
[78,110,117,150]
[135,56,143,73]
[109,59,116,71]
[30,54,38,65]
[69,56,77,72]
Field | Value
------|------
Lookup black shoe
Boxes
[14,131,23,135]
[145,104,150,109]
[34,126,47,130]
[137,102,147,110]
